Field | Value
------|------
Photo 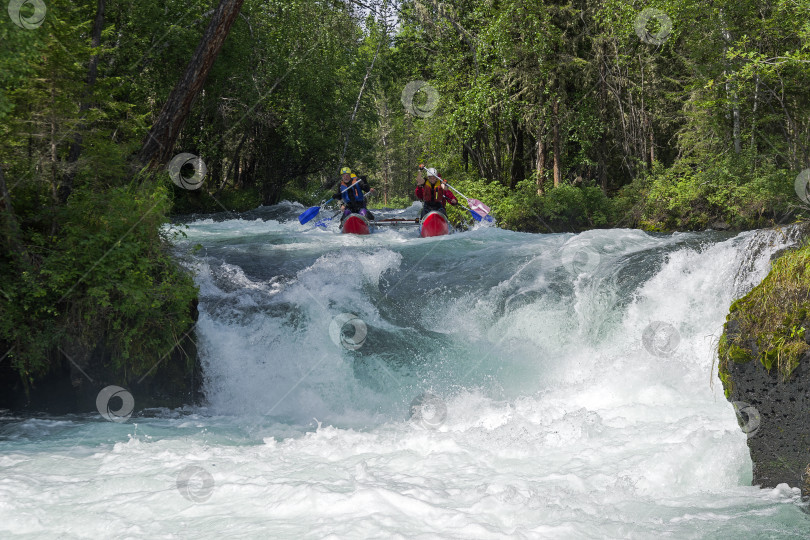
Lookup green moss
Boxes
[718,364,734,399]
[728,344,753,363]
[718,241,810,384]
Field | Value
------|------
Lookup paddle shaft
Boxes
[338,179,372,194]
[375,218,419,225]
[443,183,475,205]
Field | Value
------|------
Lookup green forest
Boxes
[2,0,810,387]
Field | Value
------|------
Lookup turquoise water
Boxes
[1,203,807,538]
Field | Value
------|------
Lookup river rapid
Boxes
[1,202,807,538]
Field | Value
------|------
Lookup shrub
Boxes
[641,156,798,231]
[0,180,198,384]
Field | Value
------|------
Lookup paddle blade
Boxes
[467,208,482,222]
[468,199,491,216]
[314,210,341,228]
[298,205,321,224]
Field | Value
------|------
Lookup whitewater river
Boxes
[1,202,808,538]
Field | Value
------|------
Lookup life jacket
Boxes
[422,179,444,204]
[340,181,364,204]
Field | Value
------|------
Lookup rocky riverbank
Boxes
[718,225,810,498]
[0,301,201,415]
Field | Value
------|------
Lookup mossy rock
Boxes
[729,343,753,363]
[719,241,810,382]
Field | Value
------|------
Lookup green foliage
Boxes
[444,176,616,233]
[0,6,44,120]
[534,185,615,231]
[174,0,375,205]
[366,0,810,233]
[640,156,798,231]
[368,195,412,209]
[0,181,198,383]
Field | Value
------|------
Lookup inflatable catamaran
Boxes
[338,212,450,237]
[298,163,491,235]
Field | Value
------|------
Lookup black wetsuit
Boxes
[420,201,446,219]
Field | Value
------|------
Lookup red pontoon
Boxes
[340,213,372,235]
[419,211,450,238]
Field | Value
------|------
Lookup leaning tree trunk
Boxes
[136,0,245,169]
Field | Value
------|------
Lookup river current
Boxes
[1,202,807,538]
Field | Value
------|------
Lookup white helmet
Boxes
[425,167,439,178]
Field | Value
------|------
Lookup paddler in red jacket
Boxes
[415,166,458,219]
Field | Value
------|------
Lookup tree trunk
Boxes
[732,89,741,155]
[719,10,741,155]
[463,141,469,172]
[536,137,545,196]
[611,42,632,176]
[469,130,490,181]
[217,131,248,195]
[136,0,245,169]
[509,121,524,189]
[243,156,256,190]
[492,120,502,181]
[598,49,609,194]
[599,135,608,194]
[50,87,58,209]
[210,154,221,190]
[378,100,393,206]
[751,72,759,155]
[552,99,561,188]
[60,0,105,204]
[639,52,647,169]
[341,10,386,167]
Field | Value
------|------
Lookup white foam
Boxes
[1,220,807,538]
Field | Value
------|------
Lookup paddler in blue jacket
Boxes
[335,167,374,220]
